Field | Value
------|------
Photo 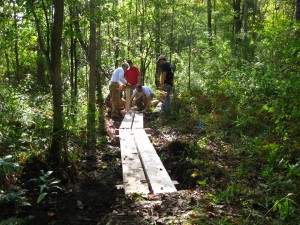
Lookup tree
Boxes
[29,0,65,166]
[49,0,65,166]
[207,0,213,46]
[296,0,300,21]
[87,0,97,150]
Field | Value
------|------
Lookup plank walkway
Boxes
[119,111,177,194]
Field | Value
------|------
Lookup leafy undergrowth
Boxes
[1,92,299,225]
[101,103,299,224]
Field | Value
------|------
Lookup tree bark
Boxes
[13,0,20,83]
[296,0,300,21]
[154,2,161,89]
[207,0,213,46]
[233,0,242,34]
[36,50,46,89]
[243,0,249,37]
[87,0,97,150]
[49,0,65,166]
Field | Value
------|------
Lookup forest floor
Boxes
[25,110,260,225]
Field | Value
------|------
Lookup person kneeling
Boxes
[130,84,155,112]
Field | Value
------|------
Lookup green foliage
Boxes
[0,155,30,223]
[272,194,298,222]
[0,189,30,216]
[0,217,27,225]
[30,170,62,204]
[0,155,21,178]
[0,155,22,189]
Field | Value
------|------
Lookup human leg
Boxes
[162,84,172,113]
[109,82,120,117]
[135,96,145,110]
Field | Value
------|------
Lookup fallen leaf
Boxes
[189,213,200,218]
[47,211,55,217]
[77,200,84,209]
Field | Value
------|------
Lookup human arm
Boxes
[160,71,167,90]
[130,90,137,108]
[119,69,128,85]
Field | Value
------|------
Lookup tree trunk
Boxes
[296,0,300,21]
[188,43,191,90]
[5,52,11,80]
[140,0,145,82]
[243,0,249,37]
[49,0,65,166]
[87,0,97,150]
[97,16,105,132]
[154,2,161,89]
[233,0,242,34]
[213,0,217,36]
[36,50,46,89]
[207,0,213,46]
[13,0,20,83]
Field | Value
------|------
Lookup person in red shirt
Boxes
[125,60,141,88]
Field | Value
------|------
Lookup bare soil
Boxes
[22,112,235,225]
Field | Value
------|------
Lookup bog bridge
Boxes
[118,111,177,194]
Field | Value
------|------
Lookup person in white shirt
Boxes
[130,84,155,112]
[109,62,130,118]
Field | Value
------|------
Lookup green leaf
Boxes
[37,193,48,204]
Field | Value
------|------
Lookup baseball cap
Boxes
[156,55,166,63]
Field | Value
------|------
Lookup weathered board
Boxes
[133,129,177,194]
[119,111,143,129]
[125,86,131,110]
[119,111,135,129]
[131,112,143,129]
[119,129,150,194]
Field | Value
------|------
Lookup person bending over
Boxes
[130,84,155,112]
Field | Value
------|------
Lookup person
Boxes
[130,84,155,112]
[157,55,174,113]
[124,59,141,92]
[109,62,130,118]
[105,84,126,109]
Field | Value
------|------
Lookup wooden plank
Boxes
[133,129,177,194]
[119,129,150,194]
[125,86,131,110]
[119,112,134,129]
[132,112,143,129]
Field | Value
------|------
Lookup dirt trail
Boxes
[27,113,223,225]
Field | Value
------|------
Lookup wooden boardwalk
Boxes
[119,111,177,194]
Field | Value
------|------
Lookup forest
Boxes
[1,0,300,224]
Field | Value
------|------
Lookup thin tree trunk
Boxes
[233,0,242,34]
[87,0,97,150]
[49,0,65,166]
[13,0,20,83]
[296,0,300,21]
[115,0,120,68]
[213,0,217,36]
[188,44,191,90]
[5,52,10,80]
[96,21,104,131]
[154,2,161,88]
[207,0,213,46]
[140,0,145,81]
[36,50,46,89]
[243,0,249,37]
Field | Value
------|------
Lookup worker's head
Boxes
[135,83,143,92]
[127,59,133,66]
[121,62,129,71]
[156,55,166,65]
